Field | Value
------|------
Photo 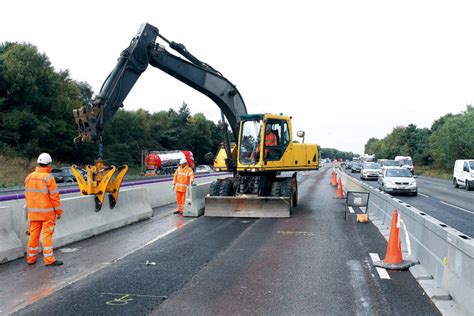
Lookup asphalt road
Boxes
[8,167,439,315]
[345,168,474,238]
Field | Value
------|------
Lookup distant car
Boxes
[195,165,212,174]
[360,162,381,180]
[380,160,401,168]
[350,162,362,173]
[51,167,75,183]
[453,159,474,190]
[378,167,417,196]
[395,156,414,174]
[345,161,354,170]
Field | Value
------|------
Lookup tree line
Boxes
[364,106,474,170]
[0,42,226,167]
[1,42,358,168]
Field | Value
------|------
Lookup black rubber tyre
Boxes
[210,181,221,196]
[465,181,472,191]
[280,179,292,197]
[293,179,298,207]
[270,181,282,197]
[219,180,234,196]
[453,178,459,188]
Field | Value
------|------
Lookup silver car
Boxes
[378,167,417,196]
[360,162,381,180]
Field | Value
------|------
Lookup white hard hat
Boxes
[37,153,52,165]
[180,158,187,164]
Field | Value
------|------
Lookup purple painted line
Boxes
[0,173,229,202]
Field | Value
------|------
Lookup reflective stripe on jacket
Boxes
[24,166,62,221]
[172,166,195,192]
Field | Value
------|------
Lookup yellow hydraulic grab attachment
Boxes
[71,160,129,211]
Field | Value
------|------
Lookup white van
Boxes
[453,159,474,190]
[395,156,414,174]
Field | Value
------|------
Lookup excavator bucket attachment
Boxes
[106,165,129,208]
[71,161,128,211]
[204,196,291,218]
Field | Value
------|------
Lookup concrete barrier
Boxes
[53,187,153,248]
[183,181,213,217]
[0,206,23,263]
[0,173,228,264]
[336,167,474,315]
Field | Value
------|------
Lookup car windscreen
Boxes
[383,161,399,166]
[398,159,413,166]
[386,169,412,177]
[363,163,379,169]
[52,169,63,173]
[469,161,474,170]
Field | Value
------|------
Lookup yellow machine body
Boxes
[71,160,129,210]
[213,113,318,172]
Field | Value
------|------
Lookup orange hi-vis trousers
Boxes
[27,220,57,265]
[176,191,187,213]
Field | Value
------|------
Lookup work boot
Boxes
[46,260,63,267]
[173,210,180,214]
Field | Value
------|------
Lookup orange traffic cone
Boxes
[336,177,344,199]
[330,171,337,186]
[374,210,416,270]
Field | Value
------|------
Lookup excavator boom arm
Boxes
[73,23,247,144]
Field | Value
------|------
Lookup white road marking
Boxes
[369,253,391,280]
[439,201,473,214]
[418,193,429,198]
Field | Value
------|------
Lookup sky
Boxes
[1,0,473,154]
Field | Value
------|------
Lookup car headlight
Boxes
[471,172,474,178]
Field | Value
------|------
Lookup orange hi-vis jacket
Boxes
[173,165,195,193]
[24,166,62,221]
[264,131,277,156]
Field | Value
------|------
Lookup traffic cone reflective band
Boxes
[336,177,344,199]
[330,171,337,186]
[374,210,416,270]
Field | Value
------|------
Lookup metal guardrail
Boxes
[336,167,473,315]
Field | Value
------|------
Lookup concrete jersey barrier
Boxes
[0,173,228,264]
[0,206,23,264]
[335,167,474,315]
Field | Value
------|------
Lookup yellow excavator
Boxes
[73,23,318,217]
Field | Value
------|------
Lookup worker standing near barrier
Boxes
[172,158,194,214]
[24,153,63,266]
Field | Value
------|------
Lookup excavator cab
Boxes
[206,113,318,218]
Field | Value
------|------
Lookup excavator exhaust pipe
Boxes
[204,196,291,218]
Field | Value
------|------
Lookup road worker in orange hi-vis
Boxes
[172,158,195,215]
[24,153,63,266]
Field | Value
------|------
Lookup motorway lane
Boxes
[13,167,439,315]
[346,169,474,238]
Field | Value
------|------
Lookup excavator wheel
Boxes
[270,181,282,197]
[210,180,222,196]
[280,179,294,213]
[219,179,234,196]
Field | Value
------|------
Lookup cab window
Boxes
[264,119,290,161]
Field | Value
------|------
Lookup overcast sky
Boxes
[1,0,473,154]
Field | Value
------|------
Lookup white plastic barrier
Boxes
[183,181,213,217]
[336,168,474,315]
[0,206,23,263]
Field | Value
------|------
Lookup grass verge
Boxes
[416,165,452,181]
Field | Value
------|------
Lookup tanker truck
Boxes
[142,150,195,176]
